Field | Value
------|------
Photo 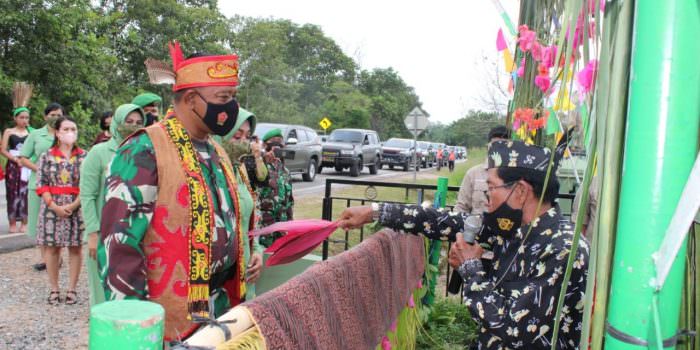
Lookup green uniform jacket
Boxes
[80,103,143,306]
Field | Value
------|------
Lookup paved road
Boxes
[291,163,433,197]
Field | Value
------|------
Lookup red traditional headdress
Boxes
[144,41,239,91]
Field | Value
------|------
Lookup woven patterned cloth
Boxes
[243,229,425,349]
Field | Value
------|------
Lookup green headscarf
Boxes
[221,108,257,164]
[111,103,145,144]
[223,107,257,141]
[131,92,162,108]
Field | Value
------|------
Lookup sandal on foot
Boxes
[65,290,78,305]
[47,291,61,305]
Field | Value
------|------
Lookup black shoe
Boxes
[33,263,46,271]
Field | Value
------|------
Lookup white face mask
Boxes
[58,131,78,146]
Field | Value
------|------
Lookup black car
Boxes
[320,129,382,177]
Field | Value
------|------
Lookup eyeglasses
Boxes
[483,182,516,200]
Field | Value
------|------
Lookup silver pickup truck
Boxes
[255,123,323,182]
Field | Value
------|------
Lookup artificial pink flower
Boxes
[408,295,415,308]
[517,25,537,52]
[390,319,398,332]
[535,65,551,93]
[577,59,598,93]
[542,45,558,68]
[417,279,423,289]
[535,75,551,93]
[531,41,543,61]
[517,57,526,78]
[381,336,392,350]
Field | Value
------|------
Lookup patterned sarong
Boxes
[243,229,425,349]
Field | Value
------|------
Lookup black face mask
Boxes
[192,92,239,136]
[483,186,523,234]
[144,112,157,127]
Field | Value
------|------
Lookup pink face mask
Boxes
[58,131,78,146]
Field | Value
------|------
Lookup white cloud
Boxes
[219,0,519,124]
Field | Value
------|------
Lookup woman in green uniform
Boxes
[222,108,264,300]
[79,103,144,305]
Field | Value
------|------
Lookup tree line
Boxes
[0,0,422,145]
[1,0,502,148]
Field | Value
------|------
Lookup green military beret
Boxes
[131,92,162,108]
[262,128,283,142]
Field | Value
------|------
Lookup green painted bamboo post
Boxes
[604,0,700,348]
[586,0,635,348]
[424,177,448,305]
[89,300,165,349]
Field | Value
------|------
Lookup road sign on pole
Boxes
[403,107,429,137]
[319,117,332,133]
[403,107,429,182]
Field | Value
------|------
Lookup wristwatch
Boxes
[371,202,381,221]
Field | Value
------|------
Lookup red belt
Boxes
[36,186,80,196]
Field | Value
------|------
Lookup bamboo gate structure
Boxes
[88,0,700,349]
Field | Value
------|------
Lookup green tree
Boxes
[232,18,357,126]
[358,68,421,140]
[320,81,371,130]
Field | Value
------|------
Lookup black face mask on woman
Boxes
[192,92,239,136]
[483,185,524,235]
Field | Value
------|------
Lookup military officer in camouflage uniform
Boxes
[258,128,294,247]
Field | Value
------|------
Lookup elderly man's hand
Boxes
[448,232,484,269]
[338,206,374,230]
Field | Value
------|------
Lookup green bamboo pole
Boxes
[586,0,635,348]
[695,221,700,350]
[89,300,165,349]
[577,3,613,347]
[424,177,448,305]
[604,0,700,348]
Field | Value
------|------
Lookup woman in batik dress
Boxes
[36,116,86,305]
[1,108,30,232]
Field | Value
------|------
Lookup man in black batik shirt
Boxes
[339,139,589,349]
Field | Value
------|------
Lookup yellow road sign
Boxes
[319,117,332,130]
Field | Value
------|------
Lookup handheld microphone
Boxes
[447,215,483,295]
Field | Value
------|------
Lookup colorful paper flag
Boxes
[580,104,591,148]
[496,28,508,51]
[553,89,575,111]
[546,107,561,135]
[503,48,515,73]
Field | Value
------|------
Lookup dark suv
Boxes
[320,129,381,177]
[255,123,322,182]
[416,141,434,168]
[381,138,419,171]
